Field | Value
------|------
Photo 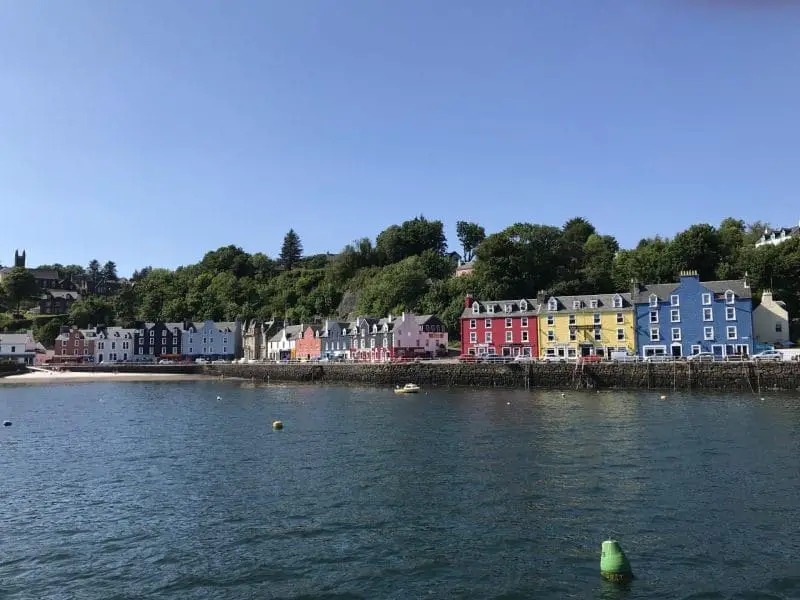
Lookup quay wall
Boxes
[204,361,800,392]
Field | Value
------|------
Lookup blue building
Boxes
[633,271,753,359]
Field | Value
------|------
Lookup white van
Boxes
[610,351,638,362]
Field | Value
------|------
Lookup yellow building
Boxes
[538,293,635,359]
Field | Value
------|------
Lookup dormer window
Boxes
[372,325,378,333]
[649,294,658,308]
[572,300,581,309]
[612,295,622,309]
[487,304,495,314]
[589,299,598,309]
[520,300,527,311]
[725,290,735,304]
[548,298,557,311]
[472,302,480,314]
[504,304,512,313]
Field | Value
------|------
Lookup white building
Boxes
[0,332,39,365]
[182,320,242,360]
[753,290,790,346]
[267,325,303,360]
[95,327,136,363]
[755,221,800,248]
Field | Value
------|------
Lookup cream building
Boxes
[753,290,790,346]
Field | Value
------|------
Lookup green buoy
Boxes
[600,539,633,583]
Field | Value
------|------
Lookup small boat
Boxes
[394,383,420,394]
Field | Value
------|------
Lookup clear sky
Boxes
[2,0,799,276]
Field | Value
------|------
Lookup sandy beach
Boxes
[0,370,211,384]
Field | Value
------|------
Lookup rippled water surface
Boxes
[2,381,800,599]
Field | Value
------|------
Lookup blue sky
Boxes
[2,0,799,276]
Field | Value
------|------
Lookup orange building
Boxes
[294,325,322,360]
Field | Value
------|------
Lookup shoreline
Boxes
[0,371,213,385]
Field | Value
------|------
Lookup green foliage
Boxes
[375,216,447,265]
[455,221,486,261]
[68,297,116,329]
[33,316,66,347]
[279,230,303,271]
[2,267,39,311]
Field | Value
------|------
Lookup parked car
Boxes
[610,351,637,362]
[195,358,209,364]
[687,352,715,362]
[158,359,174,364]
[752,350,783,362]
[513,355,534,362]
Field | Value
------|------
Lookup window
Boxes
[569,329,577,341]
[593,313,601,325]
[470,319,476,329]
[149,348,154,355]
[617,329,625,341]
[573,300,581,309]
[522,331,529,342]
[776,323,783,333]
[590,299,598,308]
[469,332,477,343]
[704,327,714,340]
[650,311,659,324]
[594,328,602,341]
[487,305,495,314]
[567,348,577,358]
[505,318,512,328]
[485,319,491,328]
[547,330,555,342]
[703,308,713,321]
[370,339,375,348]
[472,303,480,314]
[189,347,193,353]
[649,294,658,307]
[10,346,15,353]
[485,332,492,343]
[612,295,623,309]
[727,326,737,339]
[547,315,554,326]
[702,293,712,305]
[671,309,680,323]
[650,328,660,342]
[616,312,624,324]
[546,348,556,357]
[505,331,513,343]
[725,291,735,304]
[671,328,681,341]
[520,300,527,311]
[521,317,528,327]
[568,314,576,325]
[111,342,116,350]
[548,299,557,311]
[504,304,512,313]
[172,346,177,353]
[726,307,736,321]
[670,295,679,306]
[691,345,701,355]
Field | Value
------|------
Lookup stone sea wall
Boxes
[205,361,800,392]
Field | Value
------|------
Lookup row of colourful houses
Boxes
[460,271,791,360]
[52,320,242,363]
[242,312,448,362]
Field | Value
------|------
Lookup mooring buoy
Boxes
[600,539,634,583]
[3,421,11,427]
[272,420,283,430]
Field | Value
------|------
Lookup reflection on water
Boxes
[1,381,799,599]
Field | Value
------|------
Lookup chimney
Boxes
[464,294,474,309]
[762,289,772,302]
[743,271,750,289]
[388,313,392,323]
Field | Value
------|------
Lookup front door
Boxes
[712,344,724,358]
[671,344,682,358]
[581,345,591,357]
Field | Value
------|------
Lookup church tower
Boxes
[13,250,26,268]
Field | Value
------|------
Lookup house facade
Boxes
[241,319,282,361]
[634,271,753,359]
[39,289,81,315]
[0,332,39,365]
[755,221,799,248]
[460,295,539,357]
[95,327,135,363]
[537,293,634,359]
[268,325,303,360]
[319,320,350,358]
[753,290,790,346]
[54,326,97,363]
[390,313,448,358]
[350,317,394,362]
[295,325,323,360]
[134,322,186,361]
[182,320,241,360]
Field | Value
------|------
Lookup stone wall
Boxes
[0,362,27,378]
[205,361,800,392]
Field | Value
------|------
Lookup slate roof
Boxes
[41,289,81,300]
[269,325,303,342]
[99,327,136,338]
[632,279,751,303]
[0,333,34,346]
[462,298,538,319]
[543,293,632,313]
[0,267,60,280]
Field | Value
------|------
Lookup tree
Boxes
[68,297,116,329]
[455,221,486,262]
[669,224,719,280]
[2,267,39,312]
[33,317,66,347]
[280,229,303,270]
[375,216,447,265]
[87,259,101,284]
[101,261,118,282]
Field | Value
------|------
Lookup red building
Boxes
[460,294,539,358]
[294,325,322,360]
[53,326,97,363]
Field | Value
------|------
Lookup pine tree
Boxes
[280,229,303,270]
